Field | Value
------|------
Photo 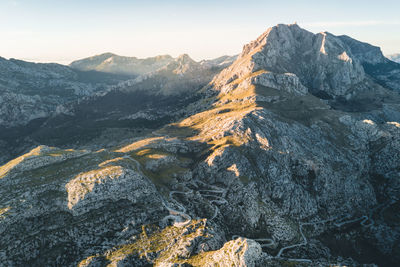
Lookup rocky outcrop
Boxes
[66,166,159,215]
[251,71,308,95]
[78,220,261,267]
[187,237,262,267]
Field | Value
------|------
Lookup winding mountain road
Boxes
[197,185,228,220]
[230,211,376,264]
[123,154,192,227]
[123,154,386,262]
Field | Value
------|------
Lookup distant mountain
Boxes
[199,55,238,68]
[36,53,232,146]
[0,53,235,129]
[0,57,133,128]
[0,57,136,163]
[388,53,400,63]
[69,52,237,77]
[70,53,175,76]
[113,53,231,95]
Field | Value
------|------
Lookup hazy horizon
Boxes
[1,0,399,65]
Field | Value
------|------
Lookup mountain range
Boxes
[0,24,399,266]
[0,53,236,164]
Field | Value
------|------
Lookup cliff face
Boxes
[1,24,400,266]
[339,36,400,92]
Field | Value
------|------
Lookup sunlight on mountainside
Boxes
[0,146,45,179]
[66,166,124,209]
[115,137,165,153]
[0,207,11,219]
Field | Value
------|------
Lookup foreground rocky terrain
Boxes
[1,24,399,266]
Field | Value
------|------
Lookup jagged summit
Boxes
[91,52,119,59]
[163,54,199,74]
[70,52,119,67]
[212,23,368,98]
[176,53,194,62]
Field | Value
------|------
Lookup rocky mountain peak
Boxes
[70,52,119,67]
[176,53,194,63]
[94,52,118,59]
[154,54,174,61]
[213,23,366,98]
[163,54,199,74]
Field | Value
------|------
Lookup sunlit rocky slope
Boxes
[1,24,399,266]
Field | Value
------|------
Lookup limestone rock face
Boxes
[66,166,159,215]
[251,72,308,95]
[339,35,389,65]
[197,238,262,267]
[339,36,400,92]
[0,147,164,266]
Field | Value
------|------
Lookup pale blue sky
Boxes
[1,0,399,64]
